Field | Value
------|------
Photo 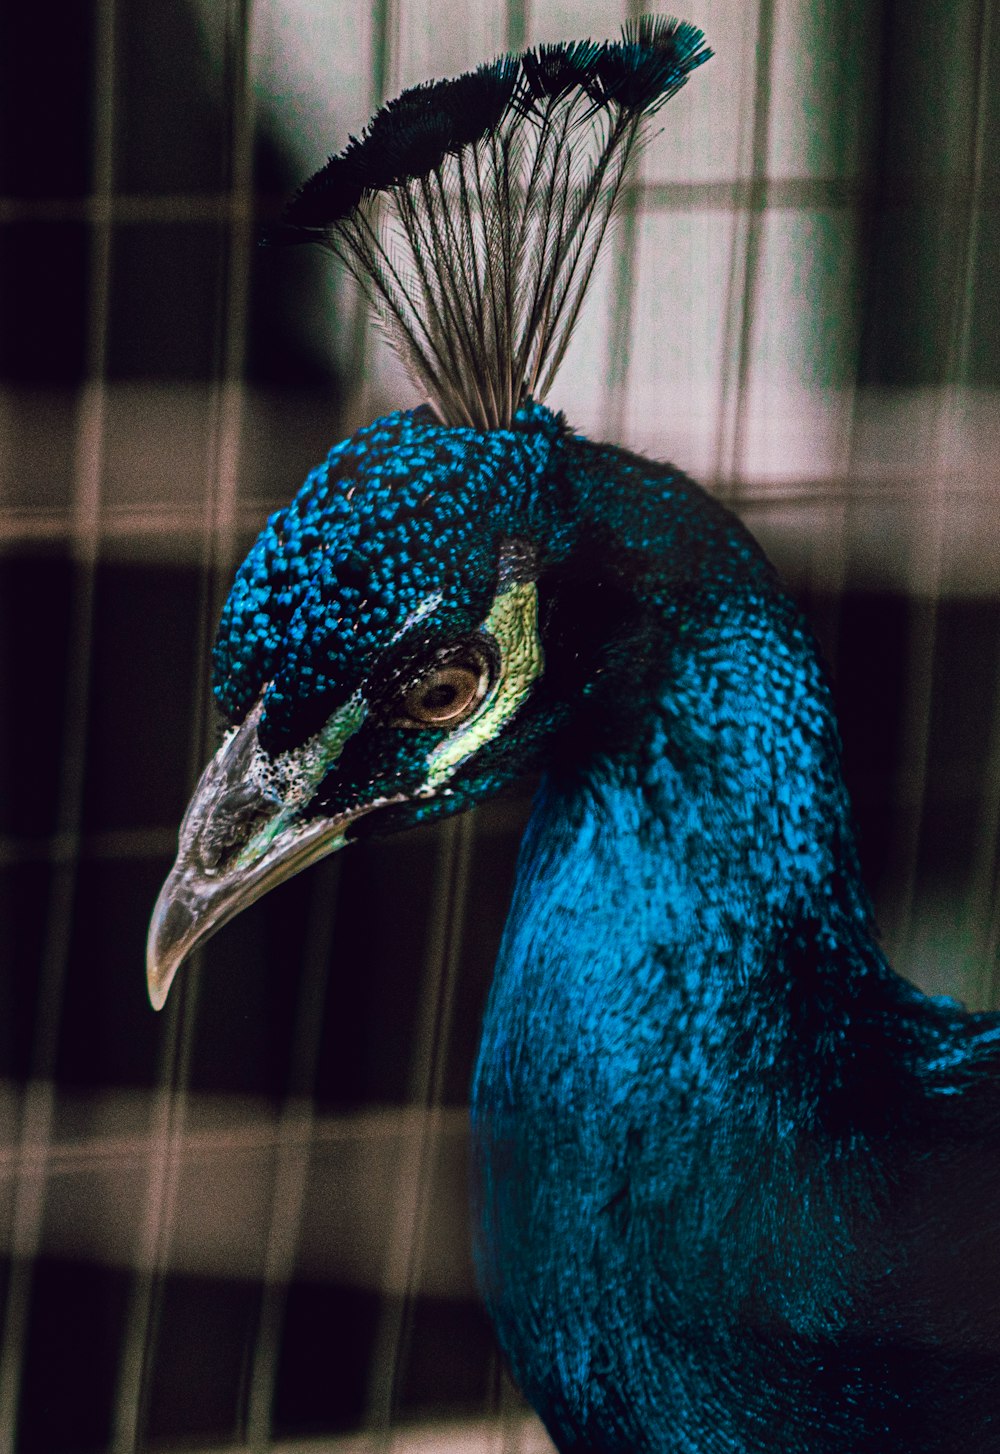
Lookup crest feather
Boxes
[273,15,711,430]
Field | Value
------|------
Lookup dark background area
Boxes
[0,0,997,1450]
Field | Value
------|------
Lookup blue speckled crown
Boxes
[214,400,566,747]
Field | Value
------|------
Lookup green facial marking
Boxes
[424,579,543,790]
[289,690,368,800]
[235,691,367,867]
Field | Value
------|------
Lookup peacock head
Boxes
[147,16,713,1006]
[147,403,582,1008]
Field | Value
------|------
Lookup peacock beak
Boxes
[146,692,382,1010]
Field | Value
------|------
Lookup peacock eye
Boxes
[390,643,494,729]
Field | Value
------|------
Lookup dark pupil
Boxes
[422,682,459,710]
[403,661,483,724]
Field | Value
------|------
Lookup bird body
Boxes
[468,423,1000,1452]
[146,23,1000,1452]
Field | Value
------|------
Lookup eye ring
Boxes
[389,642,494,729]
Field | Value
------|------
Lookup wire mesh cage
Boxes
[0,0,997,1450]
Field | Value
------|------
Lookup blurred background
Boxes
[0,0,997,1449]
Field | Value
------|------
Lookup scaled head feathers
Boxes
[213,401,564,752]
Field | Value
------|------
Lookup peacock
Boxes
[147,18,1000,1452]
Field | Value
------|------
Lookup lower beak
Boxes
[146,699,380,1010]
[146,807,360,1011]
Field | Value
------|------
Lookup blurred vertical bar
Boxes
[941,0,998,1011]
[851,0,995,993]
[241,862,342,1450]
[110,0,261,1448]
[600,0,646,444]
[361,815,475,1443]
[716,0,773,503]
[0,0,116,1445]
[615,0,759,479]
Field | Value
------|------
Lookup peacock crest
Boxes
[272,15,711,430]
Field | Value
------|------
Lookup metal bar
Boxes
[0,0,118,1444]
[110,0,258,1445]
[243,855,343,1449]
[364,811,475,1442]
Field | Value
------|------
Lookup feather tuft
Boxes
[518,41,604,107]
[279,150,367,231]
[592,17,712,114]
[283,60,521,228]
[275,15,711,428]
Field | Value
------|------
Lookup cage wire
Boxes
[0,0,998,1450]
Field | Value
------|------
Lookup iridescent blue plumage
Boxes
[206,405,1000,1449]
[214,404,560,746]
[149,19,1000,1448]
[469,420,1000,1452]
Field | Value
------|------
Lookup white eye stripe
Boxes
[390,591,444,644]
[247,689,367,810]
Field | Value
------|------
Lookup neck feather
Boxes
[477,612,879,1099]
[468,435,976,1448]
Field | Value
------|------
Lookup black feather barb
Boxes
[518,41,604,110]
[274,14,711,428]
[596,15,712,115]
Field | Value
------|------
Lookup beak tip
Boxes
[146,927,178,1012]
[147,969,170,1012]
[146,877,187,1012]
[142,700,369,1013]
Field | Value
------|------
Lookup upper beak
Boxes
[146,695,376,1010]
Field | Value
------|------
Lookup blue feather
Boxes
[204,405,1000,1448]
[148,16,1000,1442]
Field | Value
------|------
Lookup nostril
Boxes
[196,784,277,873]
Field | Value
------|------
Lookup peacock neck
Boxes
[469,582,902,1448]
[469,431,938,1451]
[479,428,887,1126]
[469,602,904,1450]
[473,589,882,1134]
